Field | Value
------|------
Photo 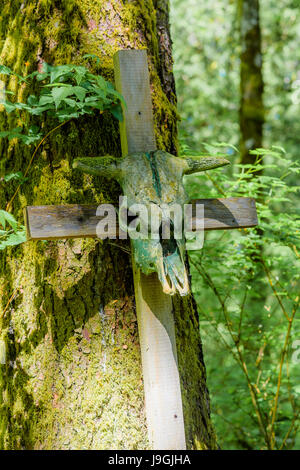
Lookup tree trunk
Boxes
[239,0,264,164]
[0,0,217,450]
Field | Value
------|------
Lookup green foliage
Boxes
[1,60,125,131]
[170,0,240,147]
[0,126,42,145]
[1,172,27,184]
[170,0,300,156]
[0,59,125,250]
[0,210,26,250]
[171,0,300,449]
[182,142,300,449]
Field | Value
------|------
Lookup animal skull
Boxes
[73,150,229,296]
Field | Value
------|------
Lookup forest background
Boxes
[171,0,300,450]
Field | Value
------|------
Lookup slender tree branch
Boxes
[6,119,71,212]
[269,303,298,449]
[191,258,271,448]
[0,287,18,320]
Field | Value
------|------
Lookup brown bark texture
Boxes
[0,0,217,450]
[239,0,264,164]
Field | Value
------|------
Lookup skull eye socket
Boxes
[159,221,178,257]
[161,237,177,257]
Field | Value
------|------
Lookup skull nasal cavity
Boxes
[159,221,177,257]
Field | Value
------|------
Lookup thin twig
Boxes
[237,288,248,343]
[205,172,226,196]
[108,241,131,255]
[269,303,298,449]
[191,258,271,448]
[261,257,290,322]
[279,412,299,450]
[291,244,299,259]
[6,119,71,212]
[0,287,18,320]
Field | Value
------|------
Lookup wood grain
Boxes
[113,49,156,155]
[133,269,186,450]
[192,196,258,231]
[24,197,258,240]
[114,49,186,450]
[24,204,101,240]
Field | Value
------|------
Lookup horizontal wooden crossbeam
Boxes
[24,197,258,241]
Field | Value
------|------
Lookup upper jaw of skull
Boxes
[160,238,189,296]
[120,200,190,296]
[131,236,189,296]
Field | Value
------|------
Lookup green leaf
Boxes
[39,95,54,106]
[0,127,22,139]
[41,62,52,73]
[73,66,88,85]
[0,65,13,75]
[63,98,77,107]
[0,210,18,231]
[51,86,74,108]
[72,86,87,102]
[56,112,80,121]
[36,72,48,81]
[271,145,286,154]
[43,83,73,88]
[83,54,101,65]
[29,105,53,115]
[3,171,25,183]
[50,65,73,83]
[27,94,39,106]
[3,102,17,113]
[110,103,123,121]
[4,230,26,246]
[107,86,127,107]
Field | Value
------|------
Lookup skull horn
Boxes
[72,156,121,180]
[180,155,230,175]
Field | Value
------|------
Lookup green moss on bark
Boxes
[238,0,264,165]
[0,0,216,450]
[174,294,217,449]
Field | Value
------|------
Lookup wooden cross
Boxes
[24,50,257,450]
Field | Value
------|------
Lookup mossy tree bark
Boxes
[238,0,264,164]
[0,0,217,450]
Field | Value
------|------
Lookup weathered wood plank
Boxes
[24,204,101,240]
[134,269,186,450]
[113,49,156,155]
[192,196,258,230]
[24,197,257,240]
[114,49,186,450]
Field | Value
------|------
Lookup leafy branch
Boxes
[186,143,300,449]
[0,58,126,249]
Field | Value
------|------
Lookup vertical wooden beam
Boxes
[113,49,186,450]
[114,49,156,156]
